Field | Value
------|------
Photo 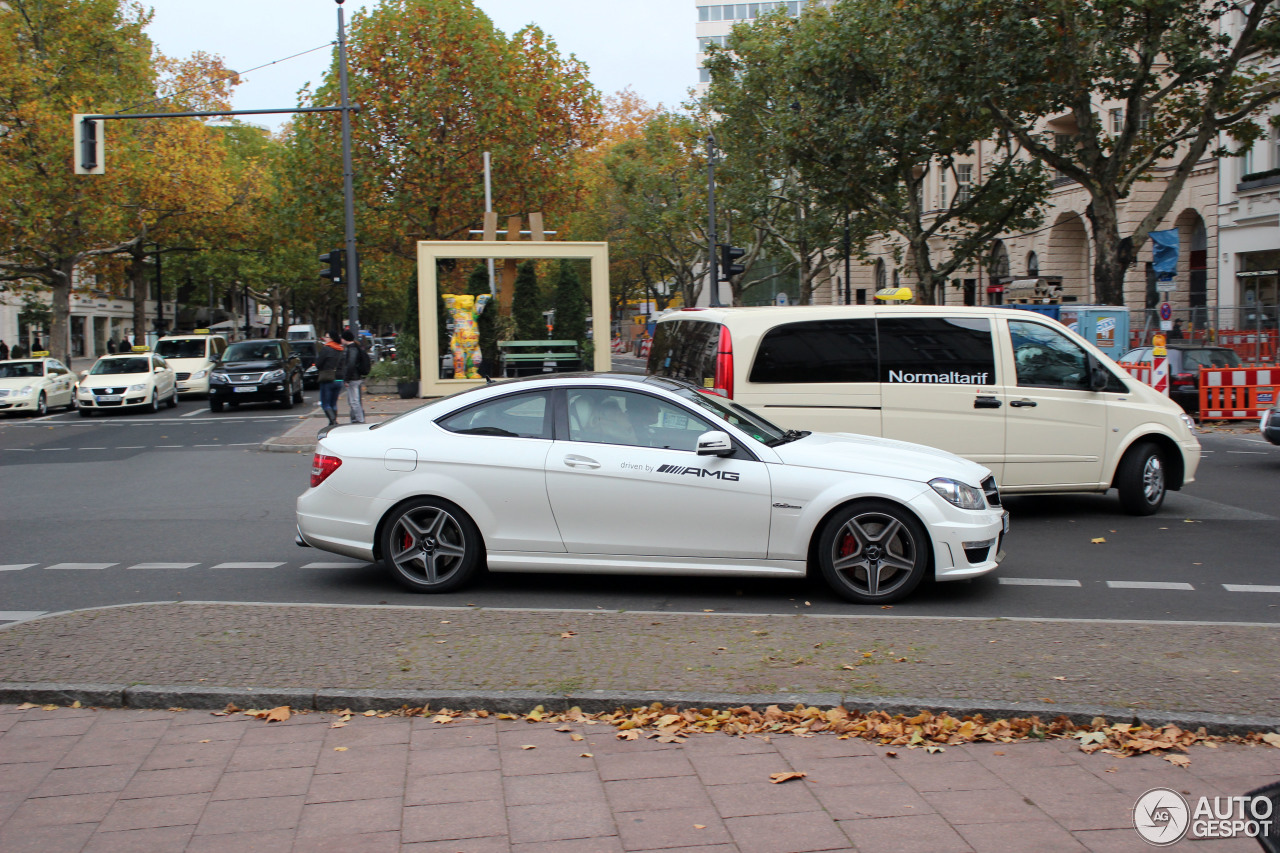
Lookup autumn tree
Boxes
[0,0,154,364]
[935,0,1280,304]
[737,0,1049,304]
[605,111,711,309]
[288,0,601,332]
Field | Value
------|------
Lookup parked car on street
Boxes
[77,352,177,415]
[1262,407,1280,445]
[0,357,77,416]
[1117,343,1243,414]
[291,339,321,389]
[296,373,1009,604]
[208,339,304,411]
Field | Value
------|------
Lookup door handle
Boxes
[1010,400,1038,408]
[563,455,600,470]
[973,396,1002,409]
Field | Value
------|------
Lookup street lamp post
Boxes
[336,0,360,335]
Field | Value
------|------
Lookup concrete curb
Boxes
[3,681,1278,737]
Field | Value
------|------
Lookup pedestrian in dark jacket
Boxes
[341,328,369,424]
[316,330,345,428]
[0,340,8,361]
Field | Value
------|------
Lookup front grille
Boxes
[176,372,191,381]
[981,476,1001,508]
[963,544,992,564]
[94,387,125,395]
[232,373,265,383]
[0,390,9,398]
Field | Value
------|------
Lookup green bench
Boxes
[497,340,582,377]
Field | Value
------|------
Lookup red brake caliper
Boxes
[839,533,856,558]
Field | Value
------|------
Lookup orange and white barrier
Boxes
[635,339,652,359]
[1200,367,1278,420]
[1118,362,1152,384]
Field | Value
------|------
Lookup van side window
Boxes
[1008,320,1105,390]
[749,320,877,383]
[879,317,996,385]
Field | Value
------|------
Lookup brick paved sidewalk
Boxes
[1,701,1275,853]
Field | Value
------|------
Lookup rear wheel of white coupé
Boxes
[817,500,929,604]
[380,498,481,593]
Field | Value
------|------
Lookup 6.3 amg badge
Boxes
[655,464,740,481]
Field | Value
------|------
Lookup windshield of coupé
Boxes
[0,361,43,378]
[672,387,787,445]
[90,358,150,375]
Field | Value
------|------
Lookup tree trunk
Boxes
[49,259,75,367]
[129,248,149,346]
[1085,198,1127,306]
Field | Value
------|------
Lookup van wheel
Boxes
[166,390,177,408]
[1117,441,1166,516]
[817,500,929,604]
[381,498,481,593]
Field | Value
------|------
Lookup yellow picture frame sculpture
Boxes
[416,241,611,398]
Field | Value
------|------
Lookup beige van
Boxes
[647,305,1200,515]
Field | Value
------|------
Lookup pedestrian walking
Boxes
[31,335,42,353]
[0,340,8,361]
[1170,318,1185,340]
[341,328,370,424]
[119,335,131,351]
[315,330,345,429]
[106,338,116,354]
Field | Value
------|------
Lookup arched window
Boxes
[1027,252,1039,277]
[874,259,887,291]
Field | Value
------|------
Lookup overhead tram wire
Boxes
[114,42,338,117]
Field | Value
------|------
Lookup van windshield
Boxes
[155,339,206,359]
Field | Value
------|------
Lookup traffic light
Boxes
[319,249,345,285]
[73,114,105,175]
[719,245,745,281]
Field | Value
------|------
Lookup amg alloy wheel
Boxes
[817,500,929,604]
[381,498,481,593]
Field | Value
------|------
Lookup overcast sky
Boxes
[140,0,697,131]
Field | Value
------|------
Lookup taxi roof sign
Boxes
[31,351,51,358]
[874,287,914,302]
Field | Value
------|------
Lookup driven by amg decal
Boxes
[656,464,740,481]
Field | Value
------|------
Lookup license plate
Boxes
[1002,512,1011,534]
[234,386,257,394]
[97,395,121,402]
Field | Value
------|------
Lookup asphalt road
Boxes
[1,404,1277,625]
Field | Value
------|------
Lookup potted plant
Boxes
[366,357,420,398]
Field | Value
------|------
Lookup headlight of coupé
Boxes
[929,478,987,510]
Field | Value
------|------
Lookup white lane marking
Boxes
[155,445,183,448]
[127,562,199,570]
[0,611,46,622]
[193,444,222,448]
[1224,584,1280,593]
[0,564,36,571]
[1226,450,1267,454]
[45,563,115,570]
[998,577,1082,587]
[42,448,70,451]
[114,446,145,449]
[228,443,259,447]
[80,447,107,450]
[1106,581,1195,591]
[211,562,284,569]
[3,448,35,452]
[181,409,205,418]
[302,562,365,568]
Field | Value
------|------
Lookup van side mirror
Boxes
[1088,356,1110,392]
[696,430,734,457]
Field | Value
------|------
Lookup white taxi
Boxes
[296,374,1009,605]
[0,356,78,416]
[153,331,227,397]
[77,350,178,415]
